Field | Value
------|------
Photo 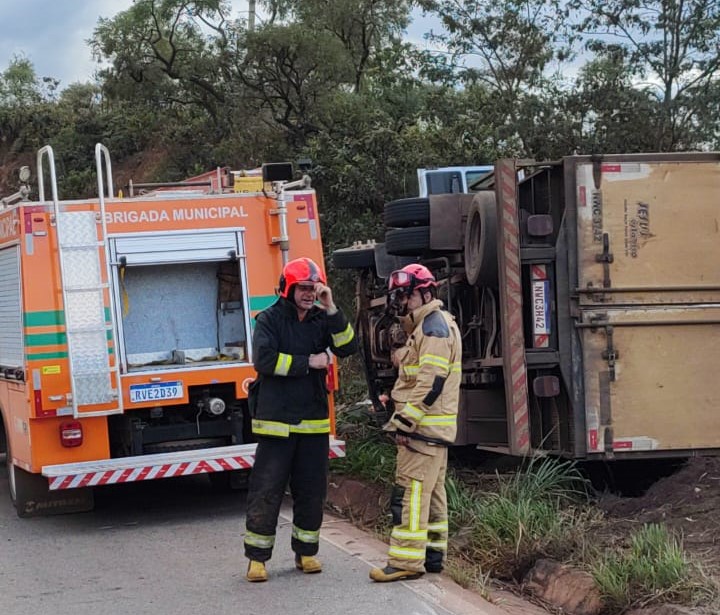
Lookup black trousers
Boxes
[244,433,329,562]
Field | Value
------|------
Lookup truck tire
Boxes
[384,198,430,228]
[209,469,250,491]
[2,414,94,517]
[9,463,95,518]
[332,245,376,269]
[385,227,430,256]
[464,193,498,286]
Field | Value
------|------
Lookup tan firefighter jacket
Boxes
[385,299,461,455]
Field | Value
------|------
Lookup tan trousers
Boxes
[387,444,449,572]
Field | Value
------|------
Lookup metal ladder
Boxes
[38,145,124,417]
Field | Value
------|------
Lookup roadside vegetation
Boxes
[591,524,716,612]
[331,403,718,614]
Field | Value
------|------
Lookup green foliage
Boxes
[3,0,720,199]
[330,407,396,484]
[570,0,720,150]
[592,523,713,611]
[458,456,590,578]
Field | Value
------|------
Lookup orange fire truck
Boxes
[0,144,344,517]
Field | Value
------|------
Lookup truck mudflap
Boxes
[42,438,346,490]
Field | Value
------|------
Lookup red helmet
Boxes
[279,257,326,298]
[388,264,436,292]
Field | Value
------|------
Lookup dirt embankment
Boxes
[598,457,720,570]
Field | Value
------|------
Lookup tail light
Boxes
[59,421,83,447]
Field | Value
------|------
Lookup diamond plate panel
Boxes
[65,291,105,330]
[70,330,113,404]
[57,211,97,247]
[63,250,101,287]
[70,330,109,370]
[74,373,113,405]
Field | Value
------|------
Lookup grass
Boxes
[459,456,591,578]
[330,402,396,485]
[591,523,716,611]
[332,414,718,613]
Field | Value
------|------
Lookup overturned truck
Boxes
[334,154,720,459]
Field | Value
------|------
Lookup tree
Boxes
[418,0,575,155]
[263,0,413,92]
[238,23,353,147]
[91,0,237,122]
[0,56,44,106]
[571,0,720,150]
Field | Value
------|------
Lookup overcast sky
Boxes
[0,1,434,89]
[0,1,260,87]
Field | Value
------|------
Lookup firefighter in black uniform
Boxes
[244,257,357,582]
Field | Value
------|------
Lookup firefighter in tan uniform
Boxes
[370,264,461,582]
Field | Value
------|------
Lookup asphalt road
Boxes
[0,469,521,615]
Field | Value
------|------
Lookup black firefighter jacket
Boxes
[250,297,357,434]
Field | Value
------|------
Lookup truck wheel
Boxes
[464,192,498,286]
[384,198,430,228]
[385,227,430,256]
[332,245,376,269]
[2,418,94,518]
[9,463,94,518]
[209,469,250,491]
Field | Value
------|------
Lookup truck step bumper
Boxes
[42,438,346,490]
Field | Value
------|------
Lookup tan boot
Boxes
[295,554,322,574]
[246,560,268,582]
[369,566,423,582]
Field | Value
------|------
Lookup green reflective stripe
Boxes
[245,531,275,549]
[24,310,64,327]
[274,352,292,376]
[419,415,456,427]
[331,323,355,347]
[427,540,448,550]
[249,295,277,312]
[403,403,424,421]
[27,351,69,360]
[428,521,449,533]
[289,419,330,434]
[402,364,419,376]
[251,419,290,437]
[451,361,461,373]
[419,354,450,370]
[292,525,320,544]
[26,332,66,346]
[388,545,425,560]
[391,527,427,541]
[409,479,422,532]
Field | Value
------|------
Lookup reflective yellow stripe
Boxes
[289,419,331,434]
[402,364,419,376]
[428,521,449,533]
[403,403,424,421]
[252,419,330,437]
[388,545,425,560]
[391,527,428,541]
[251,419,290,437]
[292,525,320,544]
[409,479,422,532]
[451,361,461,373]
[419,415,456,427]
[245,531,276,549]
[427,540,448,550]
[419,354,450,370]
[331,324,355,347]
[274,352,292,376]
